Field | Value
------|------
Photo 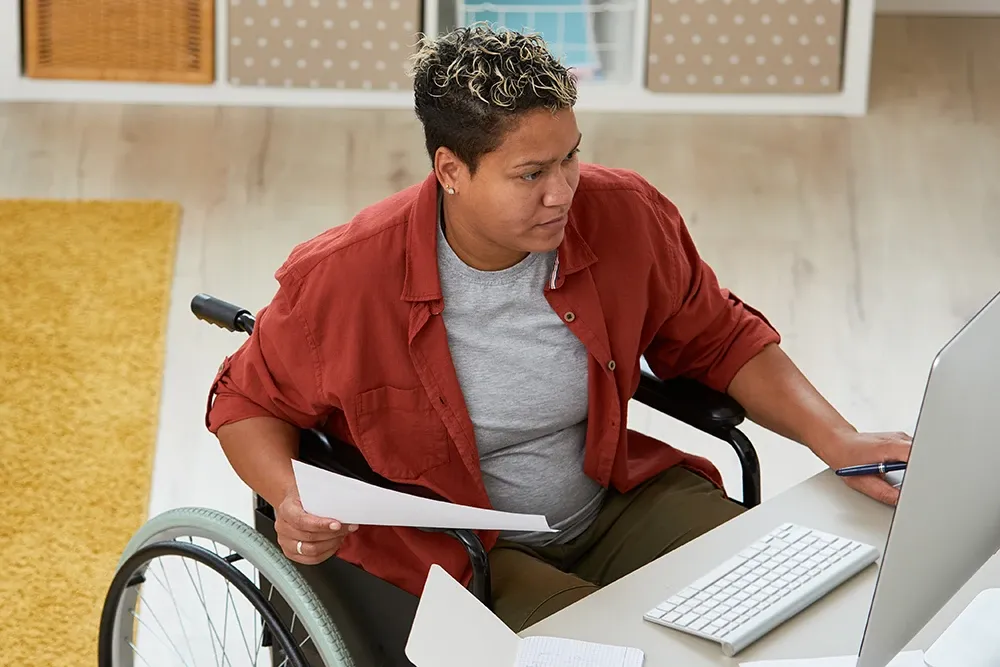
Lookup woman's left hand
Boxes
[816,431,913,505]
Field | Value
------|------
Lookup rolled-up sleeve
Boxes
[205,270,330,434]
[642,189,780,394]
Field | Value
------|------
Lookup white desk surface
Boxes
[519,469,1000,665]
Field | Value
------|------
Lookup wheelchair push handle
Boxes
[191,293,256,335]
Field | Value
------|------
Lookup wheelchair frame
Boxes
[102,293,763,667]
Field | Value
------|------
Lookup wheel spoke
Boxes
[127,638,161,667]
[129,604,194,667]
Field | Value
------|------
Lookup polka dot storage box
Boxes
[226,0,419,90]
[645,0,846,94]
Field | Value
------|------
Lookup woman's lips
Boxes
[538,214,568,227]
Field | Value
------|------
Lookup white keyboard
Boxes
[642,523,880,656]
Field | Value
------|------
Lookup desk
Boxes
[519,469,1000,665]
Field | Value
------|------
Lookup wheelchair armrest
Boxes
[298,428,493,607]
[632,367,761,508]
[633,371,746,436]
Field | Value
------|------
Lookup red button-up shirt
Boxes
[206,164,780,597]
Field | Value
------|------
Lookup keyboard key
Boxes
[786,526,811,542]
[676,612,698,627]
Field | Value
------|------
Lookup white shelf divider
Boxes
[0,0,876,116]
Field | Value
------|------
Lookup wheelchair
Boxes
[97,293,762,667]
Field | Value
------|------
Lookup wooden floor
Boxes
[2,15,999,523]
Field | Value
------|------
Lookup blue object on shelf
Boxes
[460,0,603,78]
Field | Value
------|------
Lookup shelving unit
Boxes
[0,0,877,115]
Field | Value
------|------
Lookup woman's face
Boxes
[438,107,582,268]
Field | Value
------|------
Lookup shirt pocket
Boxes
[354,386,451,481]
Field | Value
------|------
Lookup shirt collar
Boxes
[401,170,597,302]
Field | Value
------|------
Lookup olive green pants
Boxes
[488,466,746,631]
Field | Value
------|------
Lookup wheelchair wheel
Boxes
[99,507,355,667]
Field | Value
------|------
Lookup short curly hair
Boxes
[409,23,578,174]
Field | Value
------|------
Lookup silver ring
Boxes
[296,540,303,555]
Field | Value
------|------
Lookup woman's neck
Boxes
[441,198,528,271]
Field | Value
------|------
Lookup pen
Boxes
[835,461,907,477]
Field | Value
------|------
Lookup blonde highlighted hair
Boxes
[410,23,577,172]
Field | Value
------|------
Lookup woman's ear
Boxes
[433,146,466,194]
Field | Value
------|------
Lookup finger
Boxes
[881,440,912,463]
[281,540,344,565]
[275,517,349,542]
[850,477,900,506]
[283,498,358,533]
[299,537,345,558]
[279,536,345,559]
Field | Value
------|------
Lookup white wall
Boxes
[877,0,1000,14]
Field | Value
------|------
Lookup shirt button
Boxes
[564,312,576,322]
[608,360,616,371]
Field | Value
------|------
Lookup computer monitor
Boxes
[856,288,1000,667]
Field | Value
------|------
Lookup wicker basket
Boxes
[23,0,215,83]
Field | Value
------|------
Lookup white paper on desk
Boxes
[739,649,925,667]
[292,459,555,532]
[405,564,645,667]
[924,588,1000,667]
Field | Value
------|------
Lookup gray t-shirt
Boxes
[436,212,606,546]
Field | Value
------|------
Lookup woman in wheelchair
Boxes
[100,23,912,667]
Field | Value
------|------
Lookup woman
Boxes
[207,24,910,631]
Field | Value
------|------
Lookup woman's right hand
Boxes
[275,490,358,565]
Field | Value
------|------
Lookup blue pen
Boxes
[835,461,907,477]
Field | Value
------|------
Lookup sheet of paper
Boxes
[739,650,925,667]
[516,636,644,667]
[292,459,555,531]
[405,564,521,667]
[924,588,1000,667]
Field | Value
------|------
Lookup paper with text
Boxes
[292,459,555,531]
[517,636,644,667]
[738,649,925,667]
[405,565,644,667]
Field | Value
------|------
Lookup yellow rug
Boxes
[0,200,179,667]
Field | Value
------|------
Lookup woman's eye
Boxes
[522,170,541,181]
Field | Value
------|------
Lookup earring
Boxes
[445,186,456,195]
